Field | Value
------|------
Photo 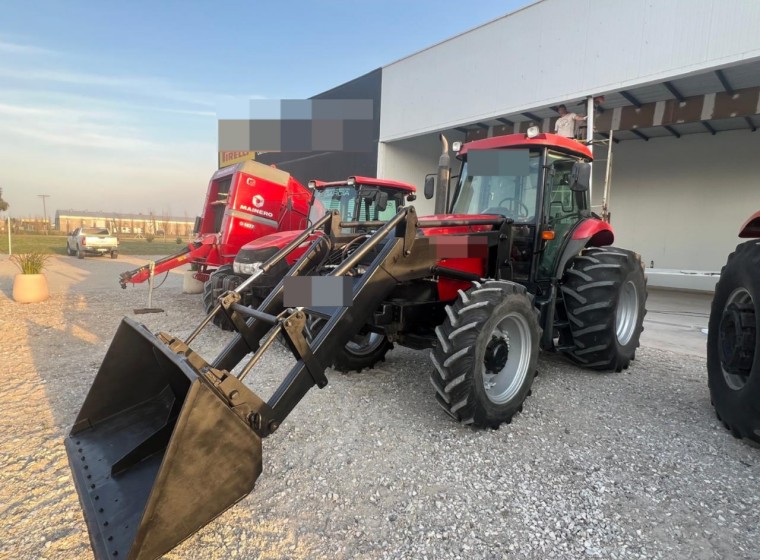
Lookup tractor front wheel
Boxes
[302,316,392,372]
[429,280,540,428]
[707,240,760,444]
[560,247,647,372]
[202,265,239,331]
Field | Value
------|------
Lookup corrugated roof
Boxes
[457,58,760,143]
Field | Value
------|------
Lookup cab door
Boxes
[537,152,587,279]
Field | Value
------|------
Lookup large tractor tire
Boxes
[202,265,240,331]
[429,280,540,428]
[707,240,760,444]
[303,316,392,373]
[560,247,647,372]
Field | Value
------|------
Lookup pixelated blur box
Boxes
[467,149,529,176]
[430,236,489,259]
[283,276,353,307]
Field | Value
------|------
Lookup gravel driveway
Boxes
[0,258,758,560]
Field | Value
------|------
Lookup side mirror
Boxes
[406,193,417,202]
[570,162,591,192]
[376,191,388,212]
[424,174,435,200]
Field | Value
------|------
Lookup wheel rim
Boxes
[615,280,639,346]
[345,332,385,356]
[305,316,385,356]
[482,312,531,404]
[719,287,756,390]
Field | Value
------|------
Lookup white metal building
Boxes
[376,0,760,289]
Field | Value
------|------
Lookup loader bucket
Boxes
[65,317,262,560]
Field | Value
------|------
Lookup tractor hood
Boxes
[417,214,503,236]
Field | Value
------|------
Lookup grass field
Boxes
[0,234,186,256]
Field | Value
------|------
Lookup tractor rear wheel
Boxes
[707,240,760,444]
[560,247,647,372]
[429,280,540,428]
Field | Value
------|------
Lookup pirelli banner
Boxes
[218,151,256,168]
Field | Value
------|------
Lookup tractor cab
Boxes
[307,176,416,233]
[449,132,596,287]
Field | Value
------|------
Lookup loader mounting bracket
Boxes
[281,310,328,388]
[158,332,278,436]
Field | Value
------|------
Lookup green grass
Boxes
[0,234,187,256]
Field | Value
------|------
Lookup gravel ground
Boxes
[1,269,759,560]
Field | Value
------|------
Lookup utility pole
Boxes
[38,194,50,234]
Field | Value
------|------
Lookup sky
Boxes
[0,0,530,219]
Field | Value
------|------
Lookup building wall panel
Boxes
[380,0,760,141]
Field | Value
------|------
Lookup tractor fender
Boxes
[739,210,760,238]
[553,218,615,279]
[571,218,615,246]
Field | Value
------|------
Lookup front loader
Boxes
[65,131,648,560]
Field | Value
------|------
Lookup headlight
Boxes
[233,261,261,275]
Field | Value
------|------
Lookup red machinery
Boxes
[118,160,313,288]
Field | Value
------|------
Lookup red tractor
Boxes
[118,160,312,288]
[201,175,417,332]
[707,211,760,444]
[65,131,648,560]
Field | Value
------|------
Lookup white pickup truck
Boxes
[66,227,119,259]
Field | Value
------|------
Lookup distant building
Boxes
[16,218,50,233]
[54,210,195,236]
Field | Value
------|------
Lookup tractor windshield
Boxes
[451,150,540,223]
[308,186,400,226]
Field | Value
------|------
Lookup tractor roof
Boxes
[459,132,593,161]
[311,176,416,193]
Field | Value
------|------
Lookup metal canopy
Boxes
[461,59,760,143]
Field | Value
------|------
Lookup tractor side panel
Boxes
[220,172,288,257]
[436,257,485,301]
[199,166,238,235]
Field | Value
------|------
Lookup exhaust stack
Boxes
[434,134,451,214]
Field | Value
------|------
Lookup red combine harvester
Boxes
[118,160,313,288]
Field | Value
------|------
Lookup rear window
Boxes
[83,228,109,235]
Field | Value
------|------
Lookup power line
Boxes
[38,194,50,235]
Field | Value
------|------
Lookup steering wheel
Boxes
[496,197,530,218]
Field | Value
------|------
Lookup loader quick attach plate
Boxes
[65,317,263,560]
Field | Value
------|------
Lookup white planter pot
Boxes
[12,274,49,303]
[182,270,204,294]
